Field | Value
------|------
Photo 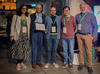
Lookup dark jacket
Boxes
[30,13,45,33]
[45,15,61,39]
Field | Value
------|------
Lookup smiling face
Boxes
[36,5,43,14]
[21,6,27,14]
[80,4,87,13]
[64,8,70,16]
[50,7,56,16]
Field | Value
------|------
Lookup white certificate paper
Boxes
[35,24,45,31]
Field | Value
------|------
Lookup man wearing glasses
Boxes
[44,6,61,68]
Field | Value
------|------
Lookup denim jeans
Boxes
[31,32,43,64]
[62,38,75,64]
[46,36,59,63]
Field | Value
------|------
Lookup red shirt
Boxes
[61,15,76,38]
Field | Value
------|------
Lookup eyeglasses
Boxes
[22,8,27,9]
[36,8,42,10]
[64,10,69,12]
[50,10,56,11]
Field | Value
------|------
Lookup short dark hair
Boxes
[50,6,56,10]
[17,4,28,17]
[63,6,70,10]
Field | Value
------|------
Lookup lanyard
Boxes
[49,17,56,25]
[22,19,27,25]
[79,12,88,24]
[64,15,71,26]
[21,16,27,26]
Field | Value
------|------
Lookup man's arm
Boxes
[91,13,98,38]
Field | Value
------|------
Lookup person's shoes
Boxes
[87,67,93,73]
[16,63,21,71]
[44,63,50,69]
[20,63,27,69]
[78,65,83,71]
[62,63,68,68]
[32,64,36,69]
[69,64,73,69]
[52,63,59,68]
[37,63,43,67]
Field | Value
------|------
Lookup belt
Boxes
[77,32,90,35]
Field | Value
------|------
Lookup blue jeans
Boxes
[62,38,75,64]
[31,32,43,64]
[46,37,59,63]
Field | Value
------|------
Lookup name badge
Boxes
[63,27,67,33]
[52,26,56,33]
[78,24,81,30]
[22,26,27,33]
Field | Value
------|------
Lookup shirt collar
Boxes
[81,11,88,15]
[67,15,71,17]
[36,13,42,17]
[64,14,71,17]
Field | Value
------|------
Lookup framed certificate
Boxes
[34,24,45,31]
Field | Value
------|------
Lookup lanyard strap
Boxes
[22,19,27,26]
[64,15,71,26]
[21,16,27,25]
[49,17,56,25]
[79,12,88,24]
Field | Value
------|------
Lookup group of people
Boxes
[10,3,97,73]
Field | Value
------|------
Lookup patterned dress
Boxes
[10,19,30,60]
